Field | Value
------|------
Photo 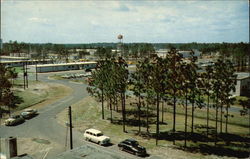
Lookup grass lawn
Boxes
[57,96,250,159]
[3,79,73,116]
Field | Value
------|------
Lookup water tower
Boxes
[117,34,123,57]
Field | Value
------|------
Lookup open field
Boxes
[57,96,250,159]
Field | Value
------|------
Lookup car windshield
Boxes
[131,141,139,146]
[96,133,103,137]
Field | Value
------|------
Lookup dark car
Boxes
[118,139,147,156]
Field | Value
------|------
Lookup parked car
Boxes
[118,139,147,156]
[83,128,110,145]
[4,115,25,126]
[20,109,38,119]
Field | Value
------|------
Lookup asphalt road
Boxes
[0,71,154,159]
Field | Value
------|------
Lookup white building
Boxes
[233,72,250,97]
[33,61,97,73]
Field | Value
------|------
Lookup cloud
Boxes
[1,0,249,43]
[116,4,130,12]
[28,17,49,23]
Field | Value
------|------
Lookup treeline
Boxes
[1,40,249,56]
[0,64,21,117]
[1,41,249,71]
[87,49,247,147]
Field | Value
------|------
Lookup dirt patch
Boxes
[26,82,73,110]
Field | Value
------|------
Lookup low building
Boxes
[9,53,31,58]
[178,49,201,58]
[33,61,97,73]
[0,56,30,61]
[155,49,169,58]
[233,72,250,97]
[0,59,52,67]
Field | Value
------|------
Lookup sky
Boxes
[1,0,249,43]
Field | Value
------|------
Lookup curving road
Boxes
[0,71,153,159]
[0,71,89,157]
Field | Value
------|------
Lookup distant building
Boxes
[233,72,250,97]
[178,49,201,58]
[155,49,169,58]
[0,38,3,50]
[33,61,97,73]
[9,52,30,57]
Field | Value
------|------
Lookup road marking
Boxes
[42,147,52,159]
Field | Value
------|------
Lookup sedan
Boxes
[20,109,38,119]
[118,139,147,156]
[4,115,25,126]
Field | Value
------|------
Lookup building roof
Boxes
[0,56,29,60]
[236,72,250,80]
[36,61,97,67]
[0,59,51,63]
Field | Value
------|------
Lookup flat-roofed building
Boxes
[231,72,250,97]
[33,61,97,73]
[0,56,30,61]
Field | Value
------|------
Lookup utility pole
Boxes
[68,106,73,150]
[35,61,38,81]
[25,62,28,88]
[23,63,26,90]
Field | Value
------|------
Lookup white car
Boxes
[5,115,25,126]
[83,128,110,145]
[20,109,38,119]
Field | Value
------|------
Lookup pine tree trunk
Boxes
[207,94,210,137]
[173,90,176,145]
[121,93,126,132]
[220,104,223,133]
[215,92,219,145]
[138,96,141,133]
[109,98,113,123]
[248,108,250,135]
[123,93,126,132]
[101,90,104,119]
[225,103,229,134]
[184,90,188,148]
[146,101,149,133]
[161,101,164,123]
[191,91,195,134]
[156,93,160,146]
[115,96,118,112]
